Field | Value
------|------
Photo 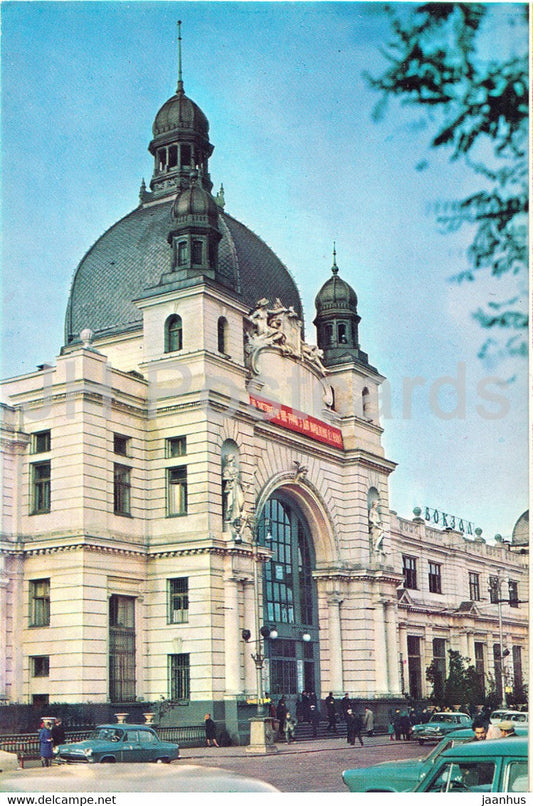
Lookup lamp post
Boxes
[236,514,278,753]
[489,576,511,708]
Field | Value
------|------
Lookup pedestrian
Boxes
[284,711,297,743]
[204,713,219,747]
[302,691,311,723]
[393,709,402,741]
[39,720,54,766]
[364,706,374,737]
[51,718,66,746]
[388,720,395,741]
[309,704,320,737]
[346,709,364,746]
[470,717,488,741]
[325,691,337,733]
[400,711,411,740]
[498,720,517,738]
[341,693,352,722]
[276,696,288,740]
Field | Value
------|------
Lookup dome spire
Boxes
[177,20,184,95]
[332,241,339,275]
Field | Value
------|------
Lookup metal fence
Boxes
[0,725,206,766]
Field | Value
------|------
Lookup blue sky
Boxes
[1,1,528,539]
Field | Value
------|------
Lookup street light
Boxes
[242,625,278,716]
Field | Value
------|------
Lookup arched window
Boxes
[217,317,228,354]
[165,315,183,353]
[362,387,371,419]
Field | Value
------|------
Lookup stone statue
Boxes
[223,454,245,523]
[369,499,386,554]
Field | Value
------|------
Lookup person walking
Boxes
[341,693,352,723]
[276,696,288,740]
[39,720,54,766]
[51,718,66,747]
[364,706,374,737]
[284,711,297,743]
[393,709,402,741]
[346,709,364,746]
[309,704,320,738]
[325,692,338,733]
[204,713,219,747]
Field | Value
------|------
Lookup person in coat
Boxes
[309,704,320,737]
[51,719,66,747]
[39,721,54,766]
[346,709,364,746]
[276,697,288,739]
[341,693,352,722]
[364,706,374,737]
[325,692,338,733]
[204,713,219,747]
[284,711,297,743]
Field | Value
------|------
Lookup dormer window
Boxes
[192,240,203,265]
[166,315,183,353]
[177,241,187,267]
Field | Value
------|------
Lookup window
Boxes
[32,430,50,454]
[426,761,495,792]
[402,555,417,589]
[31,656,49,677]
[469,571,480,601]
[165,315,183,352]
[167,467,187,516]
[508,580,519,607]
[489,576,500,603]
[362,387,371,419]
[168,653,190,700]
[428,562,442,594]
[166,436,187,458]
[177,242,187,267]
[168,145,178,168]
[180,144,191,167]
[217,317,228,354]
[337,323,347,344]
[474,642,485,695]
[157,148,166,171]
[109,595,136,702]
[29,579,50,627]
[31,461,51,513]
[269,640,298,695]
[512,645,523,690]
[407,635,422,699]
[32,694,49,707]
[113,464,131,515]
[192,240,203,265]
[167,578,189,624]
[432,638,446,698]
[113,434,130,456]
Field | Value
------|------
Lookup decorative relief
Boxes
[245,297,333,408]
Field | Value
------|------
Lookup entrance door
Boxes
[258,495,319,708]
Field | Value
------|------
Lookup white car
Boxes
[489,709,528,727]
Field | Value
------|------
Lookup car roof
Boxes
[432,712,470,717]
[96,724,155,730]
[440,736,527,759]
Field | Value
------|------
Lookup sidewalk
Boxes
[180,733,399,759]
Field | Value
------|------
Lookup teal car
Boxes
[54,724,180,764]
[412,712,472,744]
[342,728,474,792]
[413,736,528,793]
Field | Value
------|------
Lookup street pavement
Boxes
[178,734,425,792]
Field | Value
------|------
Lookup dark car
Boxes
[411,712,472,744]
[413,736,528,793]
[53,724,180,764]
[342,728,475,792]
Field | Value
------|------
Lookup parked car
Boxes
[411,712,472,744]
[342,728,475,792]
[489,709,529,728]
[413,736,528,793]
[53,724,180,764]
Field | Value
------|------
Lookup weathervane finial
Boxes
[177,20,184,94]
[332,241,339,275]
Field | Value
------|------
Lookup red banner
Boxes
[249,394,343,449]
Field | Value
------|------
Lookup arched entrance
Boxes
[257,492,320,711]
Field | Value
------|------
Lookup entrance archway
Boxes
[257,492,320,711]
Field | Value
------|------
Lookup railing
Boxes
[0,725,206,766]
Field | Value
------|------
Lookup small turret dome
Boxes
[315,268,358,314]
[172,171,219,226]
[153,91,209,139]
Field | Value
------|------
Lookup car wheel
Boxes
[156,757,171,764]
[100,757,116,763]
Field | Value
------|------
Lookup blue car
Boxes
[54,724,180,764]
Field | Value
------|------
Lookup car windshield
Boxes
[431,714,454,723]
[426,761,495,793]
[90,728,125,741]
